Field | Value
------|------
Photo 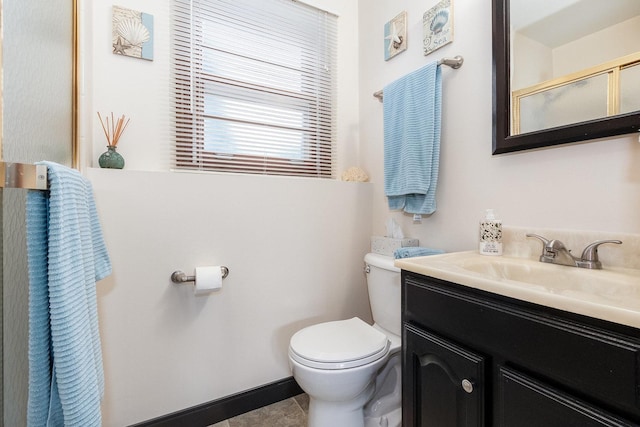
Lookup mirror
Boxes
[492,0,640,154]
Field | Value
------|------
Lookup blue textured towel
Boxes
[26,161,111,427]
[394,247,445,259]
[384,61,442,214]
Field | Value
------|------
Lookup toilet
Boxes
[288,253,401,427]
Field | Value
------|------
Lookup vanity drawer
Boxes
[498,366,639,427]
[404,275,640,417]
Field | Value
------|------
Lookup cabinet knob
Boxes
[461,378,474,393]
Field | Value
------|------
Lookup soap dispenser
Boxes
[479,209,503,256]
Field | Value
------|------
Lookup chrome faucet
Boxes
[526,234,622,269]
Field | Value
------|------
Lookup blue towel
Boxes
[26,161,111,427]
[394,247,445,259]
[384,61,442,214]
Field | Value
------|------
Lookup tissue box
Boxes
[371,236,419,256]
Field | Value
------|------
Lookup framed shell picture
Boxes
[423,0,453,56]
[112,6,154,61]
[384,11,407,61]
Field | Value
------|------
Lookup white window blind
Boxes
[171,0,337,178]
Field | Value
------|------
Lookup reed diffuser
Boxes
[97,112,130,169]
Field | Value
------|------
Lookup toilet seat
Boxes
[289,317,390,370]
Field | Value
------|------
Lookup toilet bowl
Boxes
[288,253,401,427]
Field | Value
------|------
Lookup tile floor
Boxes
[209,394,309,427]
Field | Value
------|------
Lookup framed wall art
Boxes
[384,11,407,61]
[423,0,453,56]
[112,6,154,61]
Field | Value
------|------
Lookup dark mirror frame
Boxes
[492,0,640,155]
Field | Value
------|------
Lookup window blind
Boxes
[171,0,337,178]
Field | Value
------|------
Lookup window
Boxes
[171,0,337,178]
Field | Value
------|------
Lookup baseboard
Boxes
[130,377,303,427]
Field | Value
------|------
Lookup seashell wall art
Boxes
[423,0,453,56]
[112,6,154,61]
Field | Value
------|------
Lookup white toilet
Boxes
[288,253,401,427]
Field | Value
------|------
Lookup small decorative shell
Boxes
[430,10,449,34]
[341,166,369,182]
[117,19,150,46]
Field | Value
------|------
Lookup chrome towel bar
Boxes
[0,161,48,190]
[373,55,464,102]
[171,266,229,284]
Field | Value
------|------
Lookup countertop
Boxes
[396,251,640,329]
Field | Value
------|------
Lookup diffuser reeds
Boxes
[97,112,130,147]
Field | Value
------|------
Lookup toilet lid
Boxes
[289,317,390,370]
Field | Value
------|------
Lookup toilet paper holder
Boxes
[171,266,229,284]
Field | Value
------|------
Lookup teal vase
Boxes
[99,145,125,169]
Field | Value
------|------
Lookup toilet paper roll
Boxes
[194,266,223,294]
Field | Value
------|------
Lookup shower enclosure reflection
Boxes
[510,0,640,135]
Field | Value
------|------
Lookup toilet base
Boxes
[307,382,374,427]
[363,352,402,427]
[364,406,401,427]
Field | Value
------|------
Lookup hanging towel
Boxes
[26,161,111,427]
[384,61,442,214]
[394,246,445,259]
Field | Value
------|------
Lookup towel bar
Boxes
[373,55,464,102]
[171,266,229,284]
[0,161,48,190]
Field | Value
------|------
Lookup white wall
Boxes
[82,0,368,425]
[511,32,552,90]
[88,169,373,425]
[359,0,640,253]
[553,15,640,76]
[82,0,640,424]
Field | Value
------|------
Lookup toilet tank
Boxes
[364,253,401,337]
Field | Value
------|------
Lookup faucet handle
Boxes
[526,233,550,246]
[526,234,553,262]
[579,240,622,269]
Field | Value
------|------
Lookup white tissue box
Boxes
[371,236,419,256]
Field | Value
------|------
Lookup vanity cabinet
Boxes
[402,271,640,427]
[404,324,485,426]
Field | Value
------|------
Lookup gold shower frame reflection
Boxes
[512,51,640,135]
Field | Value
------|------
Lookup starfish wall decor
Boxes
[384,11,407,61]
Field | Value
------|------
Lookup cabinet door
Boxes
[498,367,639,427]
[403,324,485,427]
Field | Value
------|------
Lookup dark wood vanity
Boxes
[402,271,640,426]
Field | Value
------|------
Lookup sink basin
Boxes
[459,255,638,297]
[395,251,640,328]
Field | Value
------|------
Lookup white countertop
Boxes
[396,251,640,329]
